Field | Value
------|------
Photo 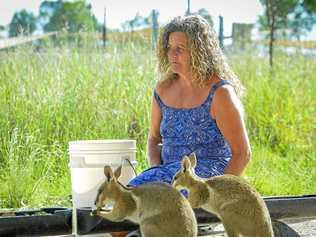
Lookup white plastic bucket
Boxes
[69,139,137,208]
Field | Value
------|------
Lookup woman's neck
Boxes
[177,72,196,90]
[175,72,219,91]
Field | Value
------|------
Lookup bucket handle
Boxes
[122,156,137,176]
[70,156,137,169]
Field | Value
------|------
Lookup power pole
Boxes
[151,9,159,50]
[186,0,191,15]
[218,15,224,49]
[103,7,107,48]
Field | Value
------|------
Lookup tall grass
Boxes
[0,40,315,208]
[232,49,316,195]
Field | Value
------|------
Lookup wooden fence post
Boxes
[186,0,191,15]
[151,9,159,50]
[218,15,224,49]
[103,7,107,48]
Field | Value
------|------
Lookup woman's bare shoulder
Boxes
[155,79,174,97]
[215,84,236,98]
[215,84,236,97]
[213,83,243,114]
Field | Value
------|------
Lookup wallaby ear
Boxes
[182,156,191,173]
[104,165,114,181]
[114,165,122,180]
[188,152,197,168]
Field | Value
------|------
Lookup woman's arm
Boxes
[212,85,251,176]
[147,95,162,167]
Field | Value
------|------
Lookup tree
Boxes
[258,0,316,67]
[122,13,149,32]
[38,0,63,27]
[197,8,213,27]
[0,25,5,38]
[287,3,316,40]
[259,0,297,67]
[39,0,98,32]
[143,10,159,28]
[8,9,37,37]
[303,0,316,13]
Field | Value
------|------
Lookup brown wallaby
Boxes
[92,165,198,237]
[172,153,274,237]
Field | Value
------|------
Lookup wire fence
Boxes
[0,32,58,50]
[1,29,315,51]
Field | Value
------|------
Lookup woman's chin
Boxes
[170,67,181,74]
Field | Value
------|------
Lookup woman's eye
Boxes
[176,48,184,53]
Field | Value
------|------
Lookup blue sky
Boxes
[0,0,315,39]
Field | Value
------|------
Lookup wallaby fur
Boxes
[92,165,198,237]
[172,153,274,237]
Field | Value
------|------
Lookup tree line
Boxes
[0,0,315,67]
[0,1,215,37]
[0,0,314,39]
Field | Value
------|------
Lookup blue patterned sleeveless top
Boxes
[128,80,232,187]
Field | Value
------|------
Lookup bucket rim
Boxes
[69,139,136,151]
[69,149,137,154]
[69,139,136,144]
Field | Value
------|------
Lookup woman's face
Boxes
[167,32,191,75]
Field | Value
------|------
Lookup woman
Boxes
[128,15,251,189]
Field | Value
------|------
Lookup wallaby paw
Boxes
[90,209,98,216]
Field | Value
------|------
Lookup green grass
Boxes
[233,50,316,195]
[0,41,315,208]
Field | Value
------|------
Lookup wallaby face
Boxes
[93,165,198,237]
[93,165,133,221]
[173,153,274,237]
[94,165,121,212]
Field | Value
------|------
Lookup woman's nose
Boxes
[168,49,177,59]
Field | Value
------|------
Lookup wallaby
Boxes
[172,153,274,237]
[91,165,198,237]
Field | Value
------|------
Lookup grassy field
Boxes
[0,39,315,209]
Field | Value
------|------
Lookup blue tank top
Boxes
[154,80,232,170]
[128,80,232,187]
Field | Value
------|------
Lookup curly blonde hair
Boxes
[157,15,244,97]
